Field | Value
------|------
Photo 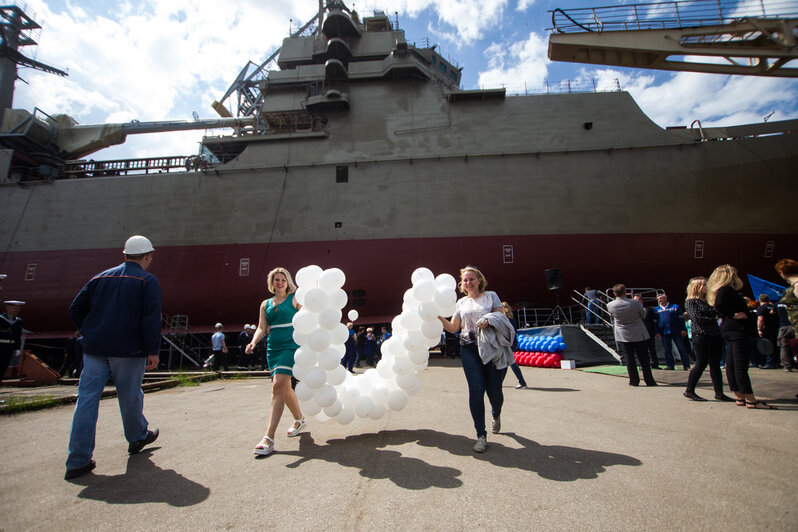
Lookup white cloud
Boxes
[476,31,549,91]
[516,0,536,11]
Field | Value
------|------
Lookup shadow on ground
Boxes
[66,449,210,506]
[274,429,640,489]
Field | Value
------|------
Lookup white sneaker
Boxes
[473,435,487,453]
[491,415,501,434]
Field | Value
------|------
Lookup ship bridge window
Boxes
[449,71,457,81]
[336,165,348,183]
[431,56,436,65]
[439,63,447,73]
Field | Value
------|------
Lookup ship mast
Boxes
[0,5,66,122]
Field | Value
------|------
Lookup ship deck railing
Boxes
[549,0,798,33]
[63,156,197,178]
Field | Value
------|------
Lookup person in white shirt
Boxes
[439,266,507,453]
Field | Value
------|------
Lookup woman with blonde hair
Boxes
[439,266,509,453]
[707,265,774,409]
[683,277,730,402]
[246,267,307,455]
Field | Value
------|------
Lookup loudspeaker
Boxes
[545,268,562,291]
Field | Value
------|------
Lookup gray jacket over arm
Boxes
[476,312,516,369]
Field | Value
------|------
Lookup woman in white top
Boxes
[439,266,507,453]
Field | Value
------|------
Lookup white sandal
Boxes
[287,418,307,437]
[253,435,274,456]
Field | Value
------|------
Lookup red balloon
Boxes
[554,359,561,368]
[535,357,545,367]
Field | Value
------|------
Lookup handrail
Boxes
[579,324,623,363]
[549,0,798,33]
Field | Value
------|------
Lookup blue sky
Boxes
[13,0,798,160]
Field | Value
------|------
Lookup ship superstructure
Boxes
[0,0,797,336]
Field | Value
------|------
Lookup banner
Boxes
[747,274,786,302]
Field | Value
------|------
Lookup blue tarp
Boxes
[747,274,786,302]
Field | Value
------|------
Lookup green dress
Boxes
[265,292,299,376]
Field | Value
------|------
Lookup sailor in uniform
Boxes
[1,299,25,381]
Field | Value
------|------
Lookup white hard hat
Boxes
[4,300,25,305]
[244,324,251,329]
[123,235,155,255]
[0,274,6,279]
[215,322,223,328]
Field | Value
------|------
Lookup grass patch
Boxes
[222,372,248,380]
[174,373,201,387]
[0,395,59,415]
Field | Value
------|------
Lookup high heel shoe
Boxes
[287,418,307,437]
[253,435,274,456]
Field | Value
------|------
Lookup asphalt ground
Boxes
[1,360,796,531]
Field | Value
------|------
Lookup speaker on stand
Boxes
[545,268,563,323]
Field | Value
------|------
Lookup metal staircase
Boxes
[161,314,211,371]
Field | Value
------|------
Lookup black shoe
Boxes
[664,367,674,370]
[65,460,96,480]
[683,391,707,401]
[628,382,639,386]
[714,394,734,401]
[128,428,159,454]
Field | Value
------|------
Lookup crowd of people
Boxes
[605,261,798,409]
[36,233,795,479]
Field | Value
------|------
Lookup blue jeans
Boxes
[586,300,600,324]
[661,333,691,369]
[460,343,507,438]
[66,355,149,469]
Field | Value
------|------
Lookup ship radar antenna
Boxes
[763,110,775,122]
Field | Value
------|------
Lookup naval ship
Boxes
[0,1,796,337]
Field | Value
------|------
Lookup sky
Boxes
[11,0,798,161]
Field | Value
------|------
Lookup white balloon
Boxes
[412,279,436,302]
[420,319,443,341]
[326,364,347,385]
[386,389,408,411]
[434,285,457,308]
[315,384,337,407]
[303,288,329,313]
[330,289,348,310]
[347,309,359,321]
[332,342,346,356]
[396,372,420,391]
[292,309,318,334]
[400,311,422,331]
[317,307,342,330]
[380,337,398,357]
[294,380,313,401]
[292,329,311,346]
[411,267,434,284]
[376,359,395,379]
[323,399,343,417]
[434,273,457,291]
[304,367,326,389]
[302,400,322,416]
[403,288,419,306]
[319,268,346,292]
[294,286,307,306]
[392,356,412,376]
[368,402,386,420]
[418,300,440,321]
[318,347,341,371]
[336,407,355,425]
[407,347,429,365]
[313,411,330,422]
[355,396,374,418]
[340,386,360,407]
[308,329,331,352]
[294,347,318,368]
[330,323,349,345]
[402,330,426,352]
[292,364,309,381]
[411,359,429,373]
[371,384,390,405]
[295,265,323,287]
[438,300,457,317]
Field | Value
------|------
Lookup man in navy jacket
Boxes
[65,235,162,480]
[653,293,691,370]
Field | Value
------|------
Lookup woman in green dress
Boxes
[247,267,306,456]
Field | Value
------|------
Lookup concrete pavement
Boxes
[1,360,796,531]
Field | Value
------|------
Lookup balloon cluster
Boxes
[290,266,457,424]
[514,334,567,368]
